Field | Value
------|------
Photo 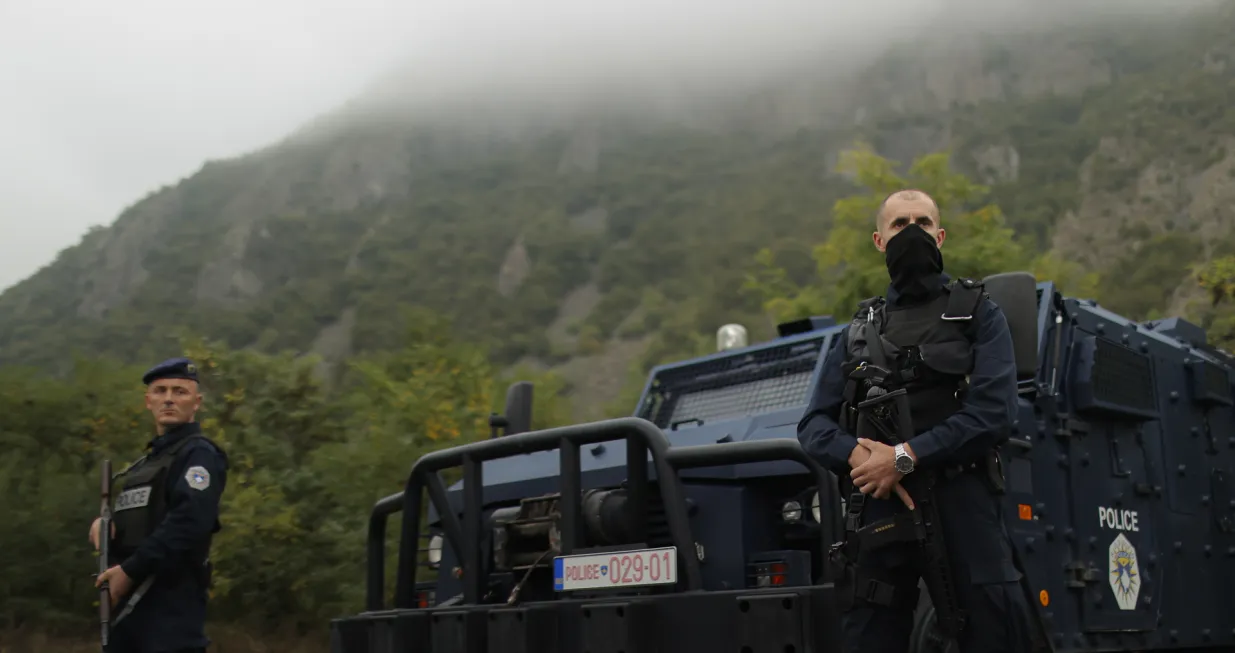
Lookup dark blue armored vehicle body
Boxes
[330,273,1235,653]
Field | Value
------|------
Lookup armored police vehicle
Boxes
[330,272,1235,653]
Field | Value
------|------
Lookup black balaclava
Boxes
[883,223,943,303]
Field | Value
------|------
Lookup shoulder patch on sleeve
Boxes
[185,465,211,491]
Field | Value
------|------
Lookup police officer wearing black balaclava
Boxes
[90,358,228,653]
[797,190,1036,652]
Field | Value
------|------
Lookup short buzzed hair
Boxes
[874,189,940,228]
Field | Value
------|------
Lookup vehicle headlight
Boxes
[427,534,443,567]
[781,500,803,523]
[811,492,821,522]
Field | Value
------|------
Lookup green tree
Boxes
[1191,255,1235,351]
[744,142,1098,323]
[494,363,575,432]
[176,338,349,628]
[0,356,146,632]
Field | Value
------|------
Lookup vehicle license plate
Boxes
[553,546,678,591]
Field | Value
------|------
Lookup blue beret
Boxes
[142,357,199,385]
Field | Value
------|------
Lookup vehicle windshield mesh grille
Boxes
[637,336,828,429]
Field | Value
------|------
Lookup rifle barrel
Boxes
[99,459,111,649]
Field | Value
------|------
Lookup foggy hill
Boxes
[2,0,1233,419]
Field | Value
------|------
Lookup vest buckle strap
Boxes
[845,512,863,533]
[844,492,866,532]
[940,277,984,321]
[850,572,922,610]
[857,577,897,607]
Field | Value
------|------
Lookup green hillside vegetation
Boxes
[1,3,1233,412]
[4,148,1234,651]
[742,143,1099,322]
[0,129,846,375]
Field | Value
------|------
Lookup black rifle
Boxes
[99,459,112,651]
[829,363,967,644]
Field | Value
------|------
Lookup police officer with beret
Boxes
[90,357,228,653]
[797,190,1037,652]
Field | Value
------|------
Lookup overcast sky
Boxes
[0,0,436,292]
[0,0,1195,294]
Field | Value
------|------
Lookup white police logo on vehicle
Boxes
[1108,533,1141,611]
[185,465,211,491]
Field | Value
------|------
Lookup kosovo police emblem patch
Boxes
[1108,533,1140,610]
[186,465,211,491]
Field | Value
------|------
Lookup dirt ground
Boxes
[0,624,328,653]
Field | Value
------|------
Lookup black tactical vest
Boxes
[111,432,218,562]
[841,278,985,437]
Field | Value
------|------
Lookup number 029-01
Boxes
[553,546,678,591]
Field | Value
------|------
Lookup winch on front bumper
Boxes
[332,417,844,653]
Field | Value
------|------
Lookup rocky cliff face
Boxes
[73,129,417,320]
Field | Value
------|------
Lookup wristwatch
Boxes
[894,443,915,474]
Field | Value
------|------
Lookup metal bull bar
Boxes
[386,417,700,610]
[361,417,842,614]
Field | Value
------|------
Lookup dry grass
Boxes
[0,624,328,653]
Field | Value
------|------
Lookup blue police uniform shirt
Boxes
[797,272,1018,474]
[796,272,1024,585]
[112,421,227,652]
[112,355,227,652]
[118,422,227,583]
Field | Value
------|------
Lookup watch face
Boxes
[896,456,913,473]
